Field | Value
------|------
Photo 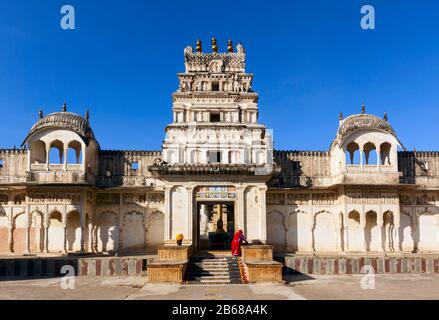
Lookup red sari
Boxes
[231,230,246,256]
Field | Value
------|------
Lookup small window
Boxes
[131,162,139,171]
[210,113,221,123]
[292,161,301,171]
[208,151,222,163]
[212,82,220,91]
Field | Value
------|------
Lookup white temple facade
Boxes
[0,39,439,256]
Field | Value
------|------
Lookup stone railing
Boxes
[25,170,90,184]
[0,175,27,184]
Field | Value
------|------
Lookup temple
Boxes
[0,39,438,257]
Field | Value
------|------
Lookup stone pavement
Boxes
[0,274,439,300]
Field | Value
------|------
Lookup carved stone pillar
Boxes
[360,213,367,252]
[164,187,172,242]
[63,228,67,253]
[88,221,94,253]
[259,187,267,244]
[236,187,245,233]
[118,226,123,253]
[186,187,194,243]
[24,226,30,254]
[360,148,364,172]
[377,214,384,253]
[336,213,343,252]
[43,222,49,253]
[7,226,13,253]
[394,211,401,252]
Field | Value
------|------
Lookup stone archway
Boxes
[123,211,145,253]
[66,211,81,252]
[97,211,119,253]
[146,210,164,252]
[365,211,380,252]
[347,211,362,252]
[48,211,64,253]
[267,210,286,252]
[287,210,309,253]
[29,211,44,253]
[312,211,337,252]
[12,213,26,254]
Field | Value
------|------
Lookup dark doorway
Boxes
[197,202,235,251]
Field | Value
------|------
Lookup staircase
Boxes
[186,252,244,284]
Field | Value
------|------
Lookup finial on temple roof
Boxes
[339,112,343,121]
[228,40,234,53]
[211,37,218,53]
[361,102,366,114]
[85,109,90,123]
[196,39,202,53]
[237,42,245,55]
[62,101,67,112]
[384,112,388,122]
[39,109,44,119]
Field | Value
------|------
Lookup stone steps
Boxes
[186,255,243,284]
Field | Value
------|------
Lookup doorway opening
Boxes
[197,202,235,251]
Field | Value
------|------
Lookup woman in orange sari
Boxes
[231,230,248,256]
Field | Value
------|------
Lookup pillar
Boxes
[309,213,314,253]
[7,226,13,253]
[24,226,30,254]
[63,145,68,171]
[164,187,172,241]
[88,220,94,253]
[237,187,245,233]
[43,221,49,253]
[336,213,343,252]
[360,148,364,172]
[394,211,401,252]
[361,212,367,252]
[377,214,384,253]
[186,187,194,243]
[259,186,267,244]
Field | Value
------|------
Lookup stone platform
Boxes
[0,254,151,278]
[283,254,439,275]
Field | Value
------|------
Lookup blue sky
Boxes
[0,0,438,151]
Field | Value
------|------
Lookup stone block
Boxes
[158,246,192,261]
[242,245,274,261]
[245,260,283,283]
[147,260,187,283]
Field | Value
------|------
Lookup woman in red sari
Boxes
[231,230,248,256]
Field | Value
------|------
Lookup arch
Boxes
[66,211,81,252]
[48,211,63,252]
[400,211,414,252]
[346,142,360,165]
[363,142,377,165]
[287,210,309,253]
[67,140,82,164]
[14,194,25,205]
[49,140,64,164]
[97,211,119,253]
[312,210,337,252]
[380,142,392,165]
[29,211,44,253]
[267,210,286,252]
[30,140,46,164]
[123,211,145,253]
[11,212,26,254]
[0,194,8,204]
[365,211,380,251]
[347,211,362,252]
[146,210,164,252]
[418,210,439,252]
[383,211,395,252]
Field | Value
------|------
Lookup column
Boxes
[7,226,13,253]
[377,213,384,253]
[24,226,30,254]
[360,148,364,172]
[93,225,98,253]
[43,221,49,253]
[63,144,68,171]
[88,220,94,253]
[62,227,67,254]
[360,212,367,252]
[236,187,245,233]
[377,148,381,172]
[259,186,267,244]
[164,187,172,242]
[336,213,343,252]
[308,212,314,253]
[186,186,194,243]
[394,211,401,252]
[45,146,49,170]
[343,211,349,252]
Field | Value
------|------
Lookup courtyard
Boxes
[0,274,438,300]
